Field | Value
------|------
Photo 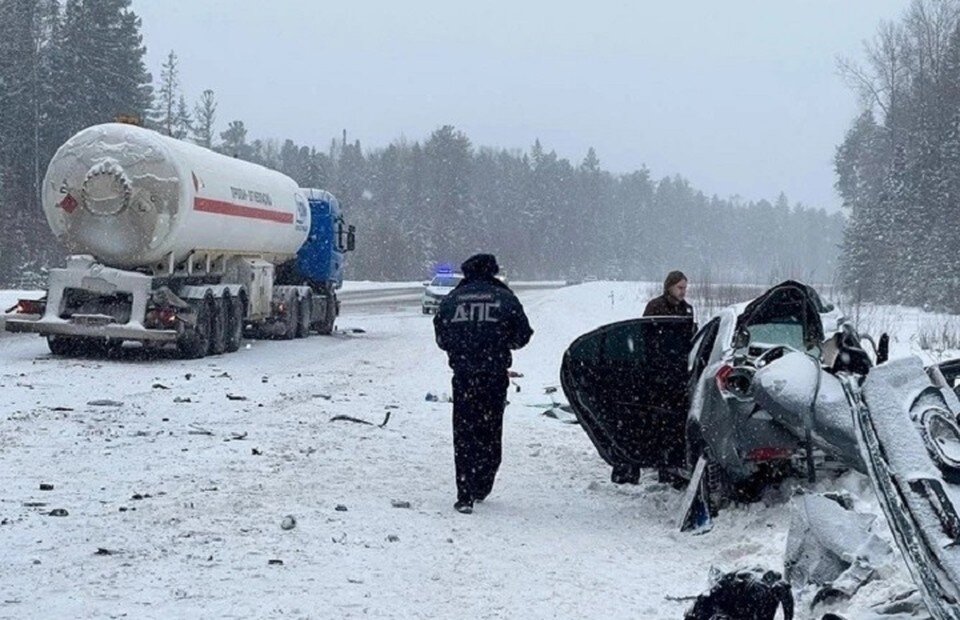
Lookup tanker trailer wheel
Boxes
[84,338,120,358]
[296,294,312,338]
[281,295,299,340]
[225,294,244,353]
[47,335,87,357]
[178,299,212,359]
[209,297,227,356]
[317,292,336,335]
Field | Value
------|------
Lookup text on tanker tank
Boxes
[230,186,273,206]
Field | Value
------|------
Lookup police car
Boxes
[421,273,464,314]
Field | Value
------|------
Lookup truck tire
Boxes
[101,339,124,357]
[209,297,227,355]
[85,338,121,358]
[317,292,336,335]
[296,294,312,338]
[281,296,299,340]
[178,299,211,359]
[225,294,244,353]
[47,335,84,357]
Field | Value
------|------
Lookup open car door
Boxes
[561,317,693,468]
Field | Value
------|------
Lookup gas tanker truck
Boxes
[3,123,355,358]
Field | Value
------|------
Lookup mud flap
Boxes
[679,456,713,533]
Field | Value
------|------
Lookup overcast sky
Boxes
[131,1,910,211]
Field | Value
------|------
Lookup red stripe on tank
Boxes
[193,197,293,224]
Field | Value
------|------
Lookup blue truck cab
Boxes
[268,188,355,334]
[297,189,354,287]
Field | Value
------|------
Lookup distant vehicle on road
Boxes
[421,273,463,314]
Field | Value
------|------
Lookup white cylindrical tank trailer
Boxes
[42,123,310,269]
[5,123,353,358]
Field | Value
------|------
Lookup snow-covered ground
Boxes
[0,281,951,618]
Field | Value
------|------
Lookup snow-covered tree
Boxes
[172,95,192,140]
[219,120,250,159]
[152,50,180,136]
[191,89,217,148]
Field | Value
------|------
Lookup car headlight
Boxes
[918,406,960,473]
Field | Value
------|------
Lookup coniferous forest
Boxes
[1,0,852,288]
[837,0,960,310]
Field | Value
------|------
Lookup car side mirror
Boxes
[422,281,430,287]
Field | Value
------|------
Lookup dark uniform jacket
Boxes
[643,293,694,319]
[434,277,533,374]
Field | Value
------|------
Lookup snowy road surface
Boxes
[0,282,922,618]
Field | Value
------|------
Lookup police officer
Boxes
[433,254,533,514]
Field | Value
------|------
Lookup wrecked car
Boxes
[561,280,960,618]
[562,281,848,502]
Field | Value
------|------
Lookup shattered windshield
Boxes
[747,321,805,350]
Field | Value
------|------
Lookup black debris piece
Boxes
[685,567,794,620]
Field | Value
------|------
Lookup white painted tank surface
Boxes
[42,123,310,269]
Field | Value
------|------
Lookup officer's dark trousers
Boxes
[452,372,509,504]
